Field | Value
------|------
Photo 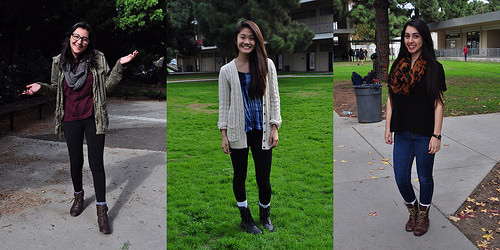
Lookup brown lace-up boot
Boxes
[70,191,84,217]
[405,200,418,232]
[414,204,430,236]
[96,204,111,234]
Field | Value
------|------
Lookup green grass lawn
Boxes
[167,76,333,248]
[334,60,500,116]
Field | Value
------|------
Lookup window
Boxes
[445,33,460,39]
[320,7,333,16]
[292,9,316,20]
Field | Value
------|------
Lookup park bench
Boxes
[0,95,51,131]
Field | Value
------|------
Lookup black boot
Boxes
[259,205,274,232]
[238,207,262,234]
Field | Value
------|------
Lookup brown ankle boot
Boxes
[70,191,84,217]
[405,201,418,232]
[414,204,430,236]
[96,204,111,234]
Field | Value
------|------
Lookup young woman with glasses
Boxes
[23,21,138,234]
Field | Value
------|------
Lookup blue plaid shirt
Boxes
[238,72,263,132]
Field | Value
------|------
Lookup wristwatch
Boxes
[432,134,441,140]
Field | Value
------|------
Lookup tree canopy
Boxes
[349,0,500,40]
[193,0,315,57]
[0,0,166,104]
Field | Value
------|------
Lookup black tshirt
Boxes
[390,62,447,136]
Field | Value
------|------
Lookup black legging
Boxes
[63,116,106,202]
[230,130,272,205]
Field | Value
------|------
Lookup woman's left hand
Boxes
[269,126,279,149]
[428,137,441,154]
[119,50,139,65]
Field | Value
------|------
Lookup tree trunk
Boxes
[374,0,390,82]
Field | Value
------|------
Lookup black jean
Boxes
[230,130,272,205]
[63,116,106,202]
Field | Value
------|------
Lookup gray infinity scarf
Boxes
[64,61,88,91]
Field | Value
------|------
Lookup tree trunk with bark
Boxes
[374,0,390,82]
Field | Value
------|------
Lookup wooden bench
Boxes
[0,96,51,130]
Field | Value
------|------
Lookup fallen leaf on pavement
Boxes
[467,197,476,202]
[378,167,385,170]
[369,212,377,216]
[483,233,494,241]
[369,170,375,173]
[477,240,489,248]
[449,215,460,222]
[370,176,377,179]
[367,162,373,165]
[489,197,499,202]
[341,160,347,163]
[338,145,345,148]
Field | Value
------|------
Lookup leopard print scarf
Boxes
[389,55,427,96]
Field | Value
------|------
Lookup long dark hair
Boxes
[233,20,268,99]
[60,21,96,70]
[389,19,444,105]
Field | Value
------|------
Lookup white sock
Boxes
[237,200,247,208]
[404,199,416,205]
[259,202,270,208]
[74,190,83,195]
[419,202,430,208]
[96,201,107,206]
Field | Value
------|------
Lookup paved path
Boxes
[334,112,500,249]
[0,99,166,249]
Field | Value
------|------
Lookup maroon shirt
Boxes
[63,67,94,122]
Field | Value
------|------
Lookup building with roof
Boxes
[428,11,500,60]
[179,0,333,72]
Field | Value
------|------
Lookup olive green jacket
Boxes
[38,50,125,135]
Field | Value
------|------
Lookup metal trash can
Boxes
[353,84,382,123]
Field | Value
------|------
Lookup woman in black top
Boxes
[384,19,446,237]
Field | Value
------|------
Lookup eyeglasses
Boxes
[71,33,89,44]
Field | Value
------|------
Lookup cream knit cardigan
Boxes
[218,58,282,149]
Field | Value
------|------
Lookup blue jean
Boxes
[393,131,435,204]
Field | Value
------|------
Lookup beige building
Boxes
[180,0,333,72]
[428,11,500,59]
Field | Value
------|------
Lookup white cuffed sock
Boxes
[237,200,248,208]
[404,199,417,206]
[74,190,83,195]
[96,201,107,206]
[259,202,270,208]
[419,202,430,208]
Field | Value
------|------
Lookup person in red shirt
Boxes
[463,45,468,62]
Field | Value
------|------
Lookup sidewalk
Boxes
[334,112,500,249]
[0,98,166,249]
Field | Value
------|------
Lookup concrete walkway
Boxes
[334,112,500,249]
[0,98,166,249]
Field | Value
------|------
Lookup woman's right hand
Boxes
[23,83,41,95]
[221,130,231,154]
[384,129,393,145]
